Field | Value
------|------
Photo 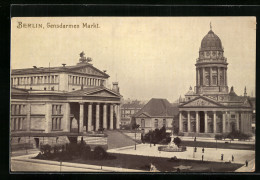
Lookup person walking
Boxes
[232,155,234,162]
[221,154,224,161]
[202,147,204,153]
[245,160,248,167]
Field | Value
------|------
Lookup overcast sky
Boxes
[11,17,256,102]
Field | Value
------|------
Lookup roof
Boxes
[11,62,109,78]
[133,98,179,118]
[67,86,121,97]
[200,30,223,51]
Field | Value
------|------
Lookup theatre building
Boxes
[178,28,254,137]
[10,52,122,149]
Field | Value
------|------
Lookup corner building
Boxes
[10,53,122,148]
[178,29,254,137]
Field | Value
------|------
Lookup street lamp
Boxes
[133,123,140,150]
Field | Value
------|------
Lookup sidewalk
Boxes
[11,153,145,172]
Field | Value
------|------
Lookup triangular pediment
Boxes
[180,96,224,108]
[86,89,120,98]
[71,65,107,77]
[137,113,150,118]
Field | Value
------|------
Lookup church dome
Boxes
[200,30,223,51]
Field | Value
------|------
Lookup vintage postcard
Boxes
[10,17,256,172]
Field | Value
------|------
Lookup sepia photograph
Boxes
[10,16,256,173]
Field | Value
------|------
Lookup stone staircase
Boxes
[106,130,139,150]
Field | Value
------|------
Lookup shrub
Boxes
[93,146,108,160]
[173,137,182,147]
[82,145,92,160]
[40,144,52,155]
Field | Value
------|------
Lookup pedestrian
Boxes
[195,147,197,152]
[202,155,204,161]
[232,155,234,162]
[221,154,224,161]
[194,137,196,142]
[245,160,248,167]
[202,147,204,153]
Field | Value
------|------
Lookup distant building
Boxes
[178,27,254,137]
[10,52,122,148]
[120,100,144,126]
[133,98,179,133]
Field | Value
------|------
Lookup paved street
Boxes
[107,144,255,172]
[11,159,104,172]
[106,130,138,149]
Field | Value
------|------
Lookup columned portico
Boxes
[179,111,183,132]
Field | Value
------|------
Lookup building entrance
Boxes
[199,111,205,133]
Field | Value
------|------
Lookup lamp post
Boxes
[133,123,140,150]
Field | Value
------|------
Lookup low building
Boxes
[120,100,144,127]
[133,98,179,133]
[10,52,122,149]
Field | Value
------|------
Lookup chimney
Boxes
[112,82,119,93]
[62,64,66,67]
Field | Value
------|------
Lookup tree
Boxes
[173,137,182,147]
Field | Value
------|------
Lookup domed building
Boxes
[178,27,254,137]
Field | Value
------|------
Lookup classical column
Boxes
[187,111,191,132]
[103,104,107,129]
[226,112,230,132]
[202,67,205,86]
[204,111,208,133]
[95,103,100,131]
[210,67,212,86]
[224,68,226,86]
[87,103,92,131]
[79,102,84,133]
[213,111,217,133]
[110,104,114,130]
[196,111,199,133]
[63,103,70,132]
[116,104,121,129]
[222,112,226,133]
[236,112,240,131]
[217,67,220,86]
[179,111,183,132]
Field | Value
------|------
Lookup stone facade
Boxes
[178,28,254,137]
[10,52,122,148]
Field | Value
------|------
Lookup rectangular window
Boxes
[231,115,236,118]
[163,119,166,127]
[141,119,145,128]
[154,119,158,128]
[52,118,62,130]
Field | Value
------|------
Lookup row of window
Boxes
[68,75,104,86]
[11,75,59,86]
[141,119,167,128]
[198,67,225,86]
[11,104,26,115]
[52,105,62,115]
[11,118,24,131]
[52,117,62,130]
